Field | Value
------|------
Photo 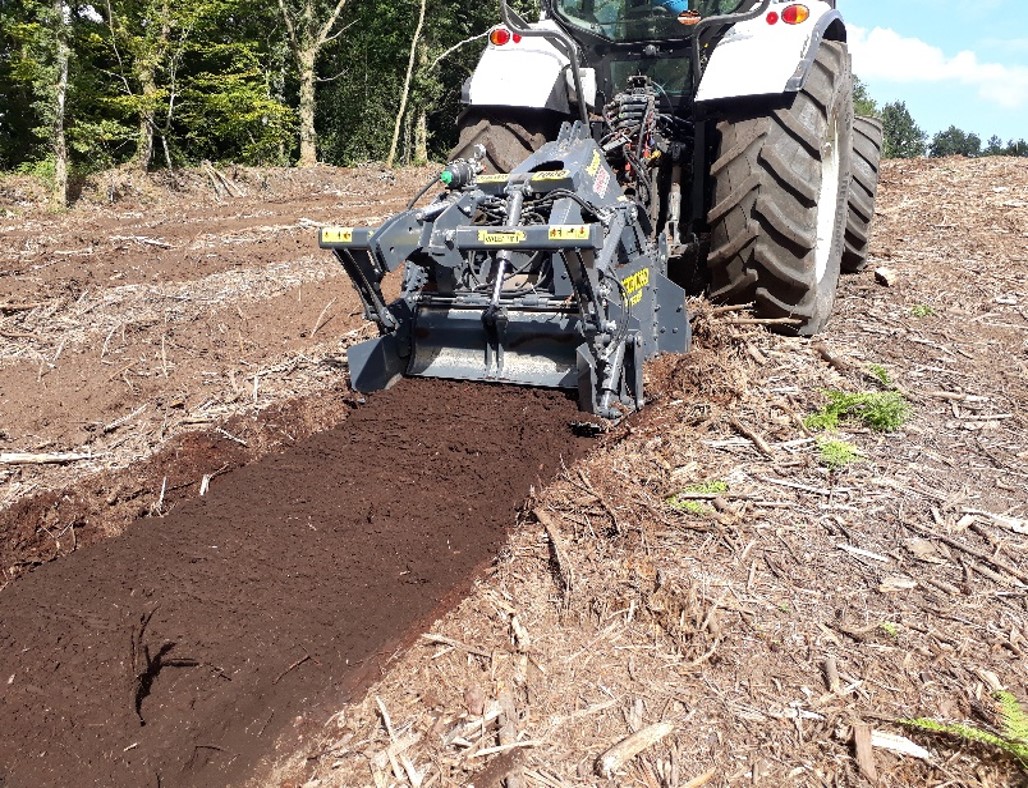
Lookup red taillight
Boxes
[489,27,521,45]
[766,10,779,24]
[782,4,809,24]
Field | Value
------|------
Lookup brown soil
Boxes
[2,156,1027,788]
[0,379,589,787]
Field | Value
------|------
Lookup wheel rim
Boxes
[814,116,841,284]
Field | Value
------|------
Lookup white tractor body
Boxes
[696,1,843,102]
[464,1,844,111]
[464,20,597,112]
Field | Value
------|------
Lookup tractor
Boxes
[319,0,882,419]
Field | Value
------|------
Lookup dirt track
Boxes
[0,379,588,786]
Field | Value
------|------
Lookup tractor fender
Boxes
[462,20,597,112]
[695,2,845,103]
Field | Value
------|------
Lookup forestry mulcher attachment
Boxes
[320,0,881,419]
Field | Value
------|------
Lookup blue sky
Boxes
[837,0,1028,143]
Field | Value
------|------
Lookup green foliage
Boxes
[8,1,1024,172]
[985,134,1005,156]
[669,480,728,515]
[852,76,878,119]
[930,125,982,158]
[817,438,861,469]
[911,304,935,318]
[867,364,892,388]
[902,691,1028,770]
[881,101,927,159]
[14,157,56,182]
[981,134,1028,157]
[805,389,910,433]
[879,621,900,638]
[1003,139,1028,157]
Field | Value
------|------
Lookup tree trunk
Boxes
[135,66,157,170]
[296,46,318,167]
[50,0,70,210]
[387,0,427,168]
[414,111,428,165]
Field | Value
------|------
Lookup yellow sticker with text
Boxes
[621,267,650,295]
[548,224,590,241]
[321,226,353,244]
[530,170,570,181]
[478,230,526,245]
[585,150,602,177]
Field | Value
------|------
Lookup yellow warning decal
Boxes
[585,150,602,177]
[548,224,590,241]
[321,226,353,244]
[621,267,650,294]
[530,169,570,181]
[621,267,650,306]
[478,230,526,245]
[477,174,510,183]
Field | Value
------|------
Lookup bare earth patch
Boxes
[1,157,1026,787]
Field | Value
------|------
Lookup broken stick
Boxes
[0,451,94,465]
[594,721,674,778]
[535,508,573,599]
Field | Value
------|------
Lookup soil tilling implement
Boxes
[320,0,881,419]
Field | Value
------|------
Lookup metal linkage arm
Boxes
[319,226,398,333]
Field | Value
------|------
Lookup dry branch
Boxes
[535,508,573,600]
[725,316,802,326]
[728,417,774,456]
[497,691,524,788]
[852,722,878,784]
[0,301,47,313]
[0,451,95,465]
[309,297,336,338]
[421,633,492,660]
[594,721,674,778]
[903,520,1028,585]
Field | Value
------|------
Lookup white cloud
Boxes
[849,25,1028,109]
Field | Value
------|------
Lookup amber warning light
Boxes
[489,27,522,45]
[767,4,810,25]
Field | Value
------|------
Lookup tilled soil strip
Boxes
[0,379,591,787]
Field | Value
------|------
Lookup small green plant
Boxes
[911,304,935,318]
[805,389,910,433]
[818,438,861,469]
[868,363,893,388]
[879,621,900,638]
[669,480,728,515]
[15,157,55,183]
[902,691,1028,770]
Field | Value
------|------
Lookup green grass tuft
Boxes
[805,389,910,433]
[669,480,728,515]
[817,437,861,469]
[879,621,900,638]
[911,304,935,318]
[868,363,893,387]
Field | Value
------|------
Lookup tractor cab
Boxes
[551,0,759,42]
[545,0,765,111]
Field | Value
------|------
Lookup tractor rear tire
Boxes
[706,41,854,336]
[841,115,884,273]
[450,109,556,174]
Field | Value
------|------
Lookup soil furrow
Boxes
[0,378,591,787]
